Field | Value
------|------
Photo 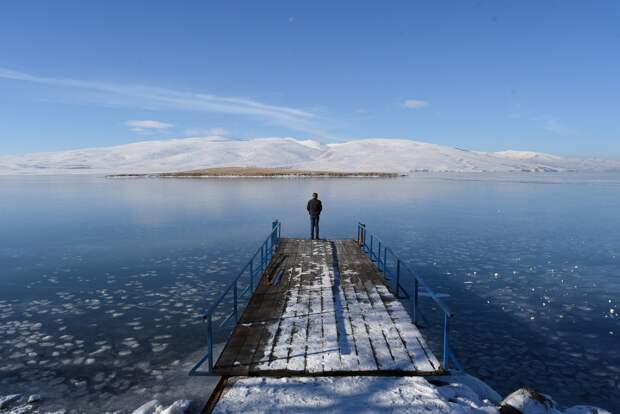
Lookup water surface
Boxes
[0,174,618,412]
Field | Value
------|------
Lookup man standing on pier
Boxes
[307,192,322,240]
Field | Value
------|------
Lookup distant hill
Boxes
[1,136,618,174]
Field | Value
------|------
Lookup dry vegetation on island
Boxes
[108,166,400,178]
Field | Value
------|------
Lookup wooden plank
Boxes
[342,283,378,371]
[215,239,291,373]
[332,262,360,370]
[286,242,313,372]
[320,275,342,371]
[330,240,361,372]
[335,240,380,372]
[304,241,326,373]
[373,283,439,371]
[361,279,413,370]
[263,241,302,371]
[251,277,290,369]
[353,281,395,370]
[318,241,342,372]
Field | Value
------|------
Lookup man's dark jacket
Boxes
[307,199,322,218]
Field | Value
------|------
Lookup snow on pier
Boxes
[198,237,448,412]
[213,238,440,376]
[197,235,615,414]
[210,376,462,414]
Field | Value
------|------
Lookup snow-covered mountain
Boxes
[0,136,618,174]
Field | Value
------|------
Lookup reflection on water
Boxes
[0,173,618,412]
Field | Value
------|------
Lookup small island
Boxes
[107,166,401,178]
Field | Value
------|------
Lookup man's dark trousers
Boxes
[310,216,320,240]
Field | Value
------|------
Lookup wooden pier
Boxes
[213,238,440,377]
[196,229,454,413]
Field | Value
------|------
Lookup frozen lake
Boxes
[0,173,618,412]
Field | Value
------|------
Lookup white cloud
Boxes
[127,120,173,132]
[184,127,229,136]
[403,99,429,109]
[0,67,321,135]
[544,119,575,135]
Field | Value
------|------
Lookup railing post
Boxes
[357,223,365,247]
[272,220,278,248]
[411,278,419,323]
[261,242,265,270]
[250,258,254,292]
[233,280,238,322]
[370,235,374,260]
[396,259,401,297]
[207,316,214,372]
[377,240,382,270]
[383,247,387,273]
[443,312,449,369]
[363,226,366,249]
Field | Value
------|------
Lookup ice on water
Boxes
[0,250,238,412]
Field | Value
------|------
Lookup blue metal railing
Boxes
[189,220,282,376]
[357,222,461,371]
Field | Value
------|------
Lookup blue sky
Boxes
[1,1,619,157]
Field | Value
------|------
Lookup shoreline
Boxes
[1,370,612,413]
[106,167,401,178]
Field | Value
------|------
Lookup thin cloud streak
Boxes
[184,127,229,136]
[544,119,576,135]
[0,67,322,134]
[403,99,428,109]
[126,120,173,132]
